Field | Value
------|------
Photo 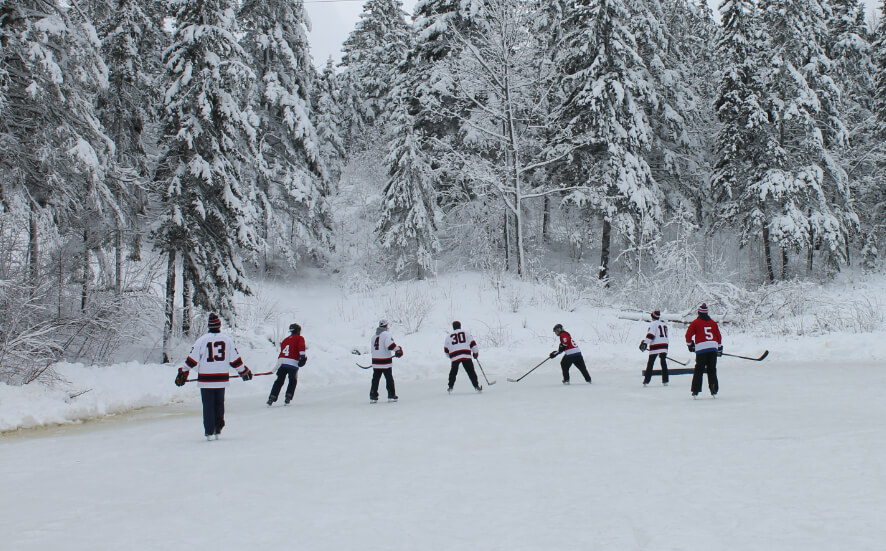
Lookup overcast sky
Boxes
[304,0,882,69]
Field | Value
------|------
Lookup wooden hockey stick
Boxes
[475,359,496,386]
[722,350,769,361]
[186,371,273,383]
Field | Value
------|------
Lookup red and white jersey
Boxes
[444,329,478,362]
[558,331,581,356]
[643,320,669,355]
[182,331,247,388]
[685,318,722,354]
[371,329,400,368]
[277,334,306,370]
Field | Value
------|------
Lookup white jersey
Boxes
[642,320,669,355]
[371,329,400,368]
[182,331,247,388]
[444,329,478,362]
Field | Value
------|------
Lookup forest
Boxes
[1,0,884,383]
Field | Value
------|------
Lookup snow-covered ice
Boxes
[2,273,885,550]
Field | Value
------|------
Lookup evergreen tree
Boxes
[94,0,167,292]
[338,0,412,148]
[0,0,117,282]
[376,90,440,279]
[313,58,347,188]
[555,0,663,283]
[154,0,258,357]
[754,0,854,278]
[241,0,332,270]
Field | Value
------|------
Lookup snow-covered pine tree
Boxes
[338,0,412,149]
[94,0,167,293]
[154,0,258,358]
[376,86,440,279]
[751,0,854,279]
[313,58,347,188]
[0,0,116,283]
[555,0,663,283]
[868,1,886,264]
[240,0,332,271]
[822,0,878,268]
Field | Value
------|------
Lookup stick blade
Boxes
[506,378,519,383]
[487,380,497,386]
[758,350,769,361]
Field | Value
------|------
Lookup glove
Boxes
[298,355,307,367]
[175,369,188,387]
[639,342,647,352]
[394,347,404,358]
[549,350,558,359]
[717,346,723,357]
[687,342,695,353]
[240,367,253,381]
[473,352,478,359]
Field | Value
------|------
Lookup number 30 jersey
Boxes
[183,332,246,388]
[444,329,478,362]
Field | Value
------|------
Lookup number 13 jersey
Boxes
[184,332,246,388]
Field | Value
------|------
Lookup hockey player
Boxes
[267,323,306,406]
[640,310,669,386]
[550,324,592,384]
[370,320,402,403]
[174,313,253,440]
[444,321,482,393]
[685,303,722,398]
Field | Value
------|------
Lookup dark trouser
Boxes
[643,353,669,384]
[200,388,226,436]
[370,368,396,400]
[269,366,299,402]
[448,359,480,389]
[561,354,591,382]
[691,352,719,395]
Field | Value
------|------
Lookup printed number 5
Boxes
[704,327,714,340]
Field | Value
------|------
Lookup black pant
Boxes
[370,368,396,400]
[643,353,669,384]
[269,366,299,402]
[200,388,225,436]
[561,354,591,382]
[691,352,719,395]
[448,359,480,389]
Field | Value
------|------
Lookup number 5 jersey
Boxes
[183,332,247,388]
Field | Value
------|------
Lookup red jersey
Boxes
[277,334,306,369]
[558,331,581,356]
[685,318,721,354]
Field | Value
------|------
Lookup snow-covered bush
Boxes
[381,284,434,334]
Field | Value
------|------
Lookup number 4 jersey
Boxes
[183,332,247,388]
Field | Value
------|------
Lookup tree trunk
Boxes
[81,228,89,311]
[762,225,774,282]
[781,247,788,280]
[162,250,176,364]
[503,211,510,271]
[807,246,813,275]
[542,195,551,243]
[115,218,123,295]
[181,271,191,337]
[600,218,611,286]
[28,206,39,284]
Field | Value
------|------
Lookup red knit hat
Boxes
[208,312,221,330]
[698,303,708,315]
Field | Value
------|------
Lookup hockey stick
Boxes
[507,356,552,382]
[356,362,372,369]
[186,371,273,383]
[722,350,769,362]
[475,359,496,386]
[666,356,689,366]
